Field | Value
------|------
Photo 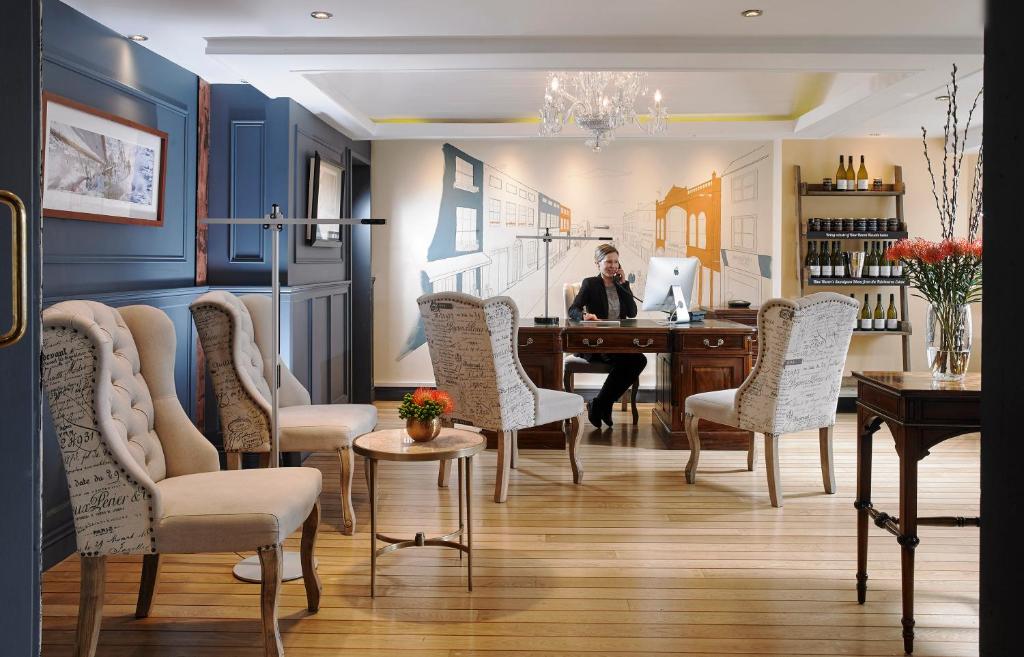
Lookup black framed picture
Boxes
[306,150,345,246]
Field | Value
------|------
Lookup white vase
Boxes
[925,303,972,382]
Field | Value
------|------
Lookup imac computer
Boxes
[642,257,700,323]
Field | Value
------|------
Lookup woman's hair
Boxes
[594,243,619,263]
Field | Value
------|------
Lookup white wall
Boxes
[372,139,776,388]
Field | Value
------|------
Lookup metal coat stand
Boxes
[202,206,386,582]
[516,227,612,324]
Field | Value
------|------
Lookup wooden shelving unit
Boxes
[795,164,911,371]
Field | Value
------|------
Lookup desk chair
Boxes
[418,292,586,502]
[42,301,322,657]
[683,293,858,507]
[562,283,640,424]
[190,291,377,535]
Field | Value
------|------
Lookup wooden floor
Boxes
[42,402,980,657]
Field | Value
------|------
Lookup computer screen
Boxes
[641,257,700,318]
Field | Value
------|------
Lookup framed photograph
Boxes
[306,151,345,247]
[42,93,167,226]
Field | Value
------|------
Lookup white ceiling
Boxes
[63,0,985,142]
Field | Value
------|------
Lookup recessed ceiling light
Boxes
[741,9,764,17]
[935,94,950,101]
[127,34,148,41]
[869,133,881,137]
[310,10,333,19]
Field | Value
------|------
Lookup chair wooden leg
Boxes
[437,459,451,488]
[226,452,241,470]
[747,433,757,471]
[819,424,836,494]
[630,380,640,425]
[134,553,159,619]
[563,370,573,393]
[568,414,584,484]
[494,430,512,503]
[338,447,356,535]
[257,544,284,657]
[765,433,783,508]
[510,430,519,469]
[75,555,106,657]
[684,414,702,484]
[301,501,322,612]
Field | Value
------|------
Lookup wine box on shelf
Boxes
[806,231,908,240]
[807,277,908,286]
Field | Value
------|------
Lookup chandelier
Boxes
[539,72,668,151]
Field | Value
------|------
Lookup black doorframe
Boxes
[0,0,42,655]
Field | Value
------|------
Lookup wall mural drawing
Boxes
[397,142,774,361]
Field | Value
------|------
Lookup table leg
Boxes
[457,456,464,562]
[368,457,378,598]
[856,407,880,605]
[897,427,921,654]
[466,455,474,592]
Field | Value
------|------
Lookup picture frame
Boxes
[42,93,167,226]
[306,151,345,247]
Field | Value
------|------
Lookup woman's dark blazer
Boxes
[567,275,638,321]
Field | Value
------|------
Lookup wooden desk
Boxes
[853,371,981,654]
[514,319,757,450]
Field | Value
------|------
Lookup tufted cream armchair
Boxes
[42,300,323,657]
[418,292,586,502]
[190,291,377,534]
[684,293,859,507]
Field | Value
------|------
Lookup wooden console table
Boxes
[853,371,981,654]
[513,318,757,451]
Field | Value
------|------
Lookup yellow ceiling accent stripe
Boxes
[372,114,796,125]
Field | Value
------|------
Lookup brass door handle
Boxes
[581,337,603,347]
[0,190,27,349]
[703,338,725,349]
[519,337,534,347]
[633,338,654,347]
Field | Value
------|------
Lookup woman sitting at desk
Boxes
[568,244,647,428]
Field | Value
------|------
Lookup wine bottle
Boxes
[886,293,898,330]
[832,241,845,277]
[860,294,872,330]
[867,241,880,277]
[850,294,858,329]
[891,243,903,278]
[819,240,832,277]
[846,154,856,191]
[835,156,848,191]
[873,293,885,330]
[879,240,892,277]
[806,241,819,277]
[857,155,869,191]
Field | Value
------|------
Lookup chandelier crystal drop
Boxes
[539,71,668,151]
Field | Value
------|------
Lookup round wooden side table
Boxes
[353,428,485,597]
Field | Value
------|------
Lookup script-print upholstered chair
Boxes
[418,292,586,503]
[190,291,377,535]
[562,282,640,424]
[42,301,323,657]
[684,292,859,507]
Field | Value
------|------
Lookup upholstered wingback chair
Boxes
[190,291,377,534]
[418,292,586,502]
[684,292,859,507]
[42,300,323,657]
[562,282,640,424]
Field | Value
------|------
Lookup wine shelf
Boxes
[805,231,907,240]
[807,277,908,286]
[800,183,905,196]
[852,321,912,336]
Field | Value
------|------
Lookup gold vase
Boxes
[405,417,441,442]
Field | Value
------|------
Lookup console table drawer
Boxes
[677,333,749,352]
[564,332,670,352]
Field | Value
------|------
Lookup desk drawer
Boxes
[516,330,560,353]
[565,331,670,352]
[677,333,749,352]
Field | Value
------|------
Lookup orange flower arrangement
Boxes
[399,387,454,421]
